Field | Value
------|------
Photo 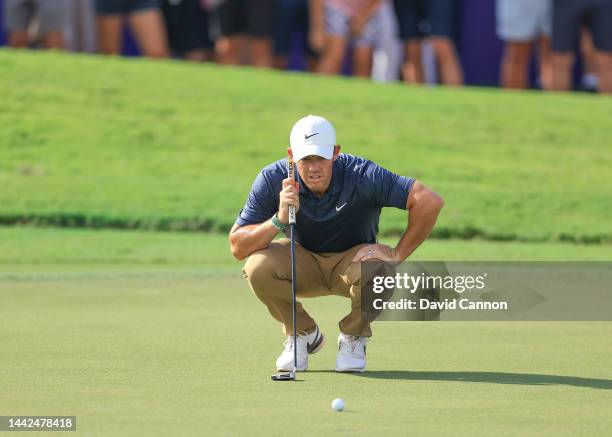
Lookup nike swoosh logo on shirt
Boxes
[336,203,347,212]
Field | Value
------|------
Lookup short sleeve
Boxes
[365,161,415,210]
[235,171,279,226]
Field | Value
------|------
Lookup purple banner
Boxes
[0,0,6,46]
[458,0,503,86]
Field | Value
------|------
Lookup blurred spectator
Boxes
[580,28,599,92]
[392,0,463,86]
[371,0,402,82]
[3,0,68,49]
[209,0,276,67]
[161,0,213,61]
[496,0,552,90]
[275,0,316,70]
[65,0,97,53]
[95,0,169,58]
[310,0,384,78]
[551,0,612,94]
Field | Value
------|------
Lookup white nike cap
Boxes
[289,115,336,162]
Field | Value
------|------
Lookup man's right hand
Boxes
[278,177,300,224]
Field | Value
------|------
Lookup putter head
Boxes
[271,371,296,381]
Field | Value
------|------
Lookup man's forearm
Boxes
[394,185,444,261]
[229,220,280,260]
[394,206,441,261]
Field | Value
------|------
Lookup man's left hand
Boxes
[352,244,402,263]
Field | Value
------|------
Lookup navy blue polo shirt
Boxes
[235,154,415,253]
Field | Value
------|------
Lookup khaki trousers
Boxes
[242,239,371,337]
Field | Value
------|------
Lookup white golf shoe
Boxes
[275,326,325,372]
[335,333,367,373]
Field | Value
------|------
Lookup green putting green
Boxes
[1,230,611,435]
[1,267,611,436]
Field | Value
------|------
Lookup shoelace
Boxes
[283,331,314,352]
[340,336,363,355]
[282,336,295,352]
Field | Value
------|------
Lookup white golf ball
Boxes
[331,398,345,411]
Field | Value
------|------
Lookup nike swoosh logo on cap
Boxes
[304,132,319,139]
[336,203,347,212]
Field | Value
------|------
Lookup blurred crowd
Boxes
[2,0,612,93]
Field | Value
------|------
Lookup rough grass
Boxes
[1,50,611,243]
[1,227,611,273]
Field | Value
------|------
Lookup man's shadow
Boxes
[310,370,612,390]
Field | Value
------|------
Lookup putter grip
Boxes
[289,206,296,224]
[287,157,296,225]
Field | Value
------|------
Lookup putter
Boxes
[271,157,298,382]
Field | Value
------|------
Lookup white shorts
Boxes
[496,0,552,42]
[325,5,384,48]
